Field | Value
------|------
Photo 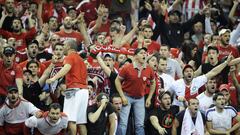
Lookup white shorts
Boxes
[63,89,89,124]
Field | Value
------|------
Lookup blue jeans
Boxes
[118,94,145,135]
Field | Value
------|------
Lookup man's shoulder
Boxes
[196,92,206,99]
[206,107,216,116]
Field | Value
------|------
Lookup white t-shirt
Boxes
[166,58,183,79]
[160,73,175,91]
[197,92,213,112]
[0,99,39,125]
[25,115,68,134]
[206,106,237,131]
[170,75,208,106]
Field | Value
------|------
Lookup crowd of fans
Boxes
[0,0,240,135]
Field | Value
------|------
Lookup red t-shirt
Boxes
[131,40,160,54]
[55,30,84,45]
[63,52,87,89]
[0,60,23,96]
[0,27,37,51]
[119,63,155,97]
[15,51,28,63]
[217,44,239,59]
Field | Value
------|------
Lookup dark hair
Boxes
[53,43,64,50]
[110,26,120,33]
[138,17,148,26]
[49,103,62,110]
[23,69,33,75]
[207,46,219,54]
[147,53,160,64]
[213,92,224,101]
[142,24,153,31]
[110,93,121,102]
[181,41,198,63]
[26,60,39,69]
[48,16,58,23]
[188,97,199,105]
[159,55,167,62]
[159,91,171,100]
[12,17,24,28]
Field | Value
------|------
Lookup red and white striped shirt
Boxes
[182,0,206,21]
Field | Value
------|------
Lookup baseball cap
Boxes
[28,39,39,47]
[97,93,109,102]
[3,46,15,56]
[7,86,18,92]
[183,64,194,72]
[134,47,147,55]
[103,53,115,60]
[168,10,182,17]
[218,29,231,36]
[219,84,230,92]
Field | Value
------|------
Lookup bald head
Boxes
[64,39,78,51]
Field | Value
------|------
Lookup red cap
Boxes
[183,64,194,73]
[219,84,230,92]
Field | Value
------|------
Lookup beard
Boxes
[64,24,72,30]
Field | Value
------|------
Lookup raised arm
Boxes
[96,52,111,77]
[38,62,55,87]
[91,4,105,33]
[77,12,91,47]
[228,0,239,23]
[37,0,44,28]
[194,65,202,77]
[0,8,7,29]
[119,25,138,46]
[88,99,108,123]
[205,53,232,79]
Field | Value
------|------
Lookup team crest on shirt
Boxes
[10,71,15,76]
[143,77,147,81]
[190,86,198,95]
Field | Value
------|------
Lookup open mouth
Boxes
[194,108,198,111]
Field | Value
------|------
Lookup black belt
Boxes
[124,93,143,99]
